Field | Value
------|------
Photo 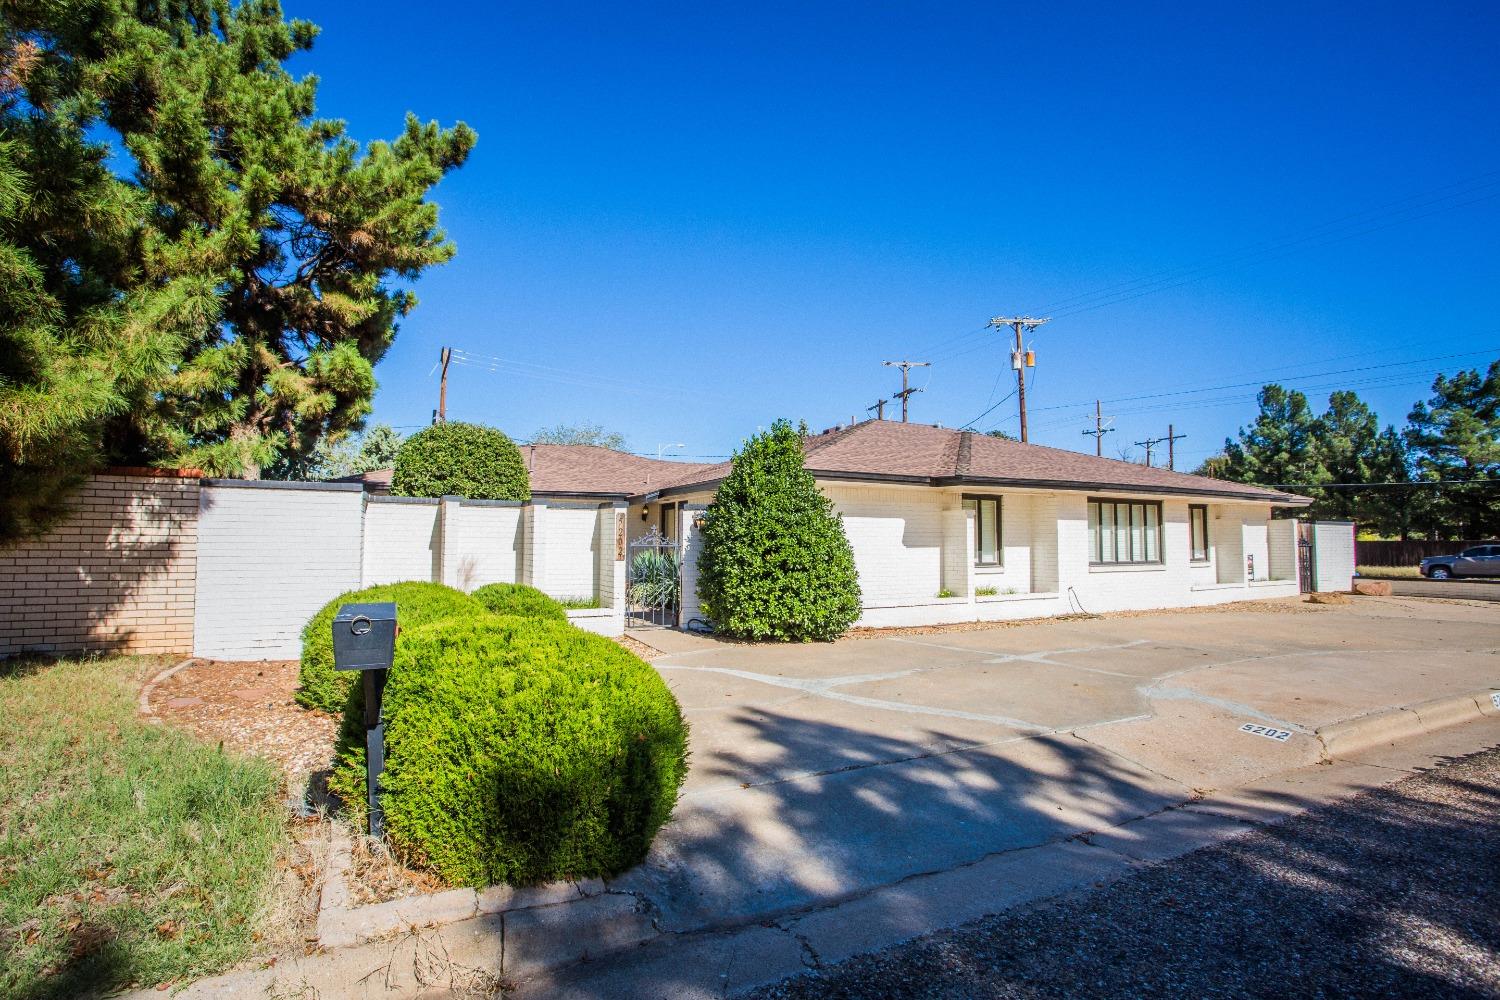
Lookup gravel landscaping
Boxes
[751,746,1500,1000]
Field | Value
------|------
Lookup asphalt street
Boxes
[750,745,1500,1000]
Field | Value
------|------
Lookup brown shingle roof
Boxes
[341,447,715,498]
[524,445,718,497]
[648,421,1310,504]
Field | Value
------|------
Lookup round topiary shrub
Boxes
[296,581,485,713]
[696,418,862,641]
[330,617,689,887]
[471,582,567,623]
[390,422,530,500]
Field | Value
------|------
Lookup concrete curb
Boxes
[313,822,617,952]
[1315,689,1500,759]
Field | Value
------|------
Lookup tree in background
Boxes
[390,422,529,500]
[1305,391,1382,522]
[267,423,403,481]
[0,1,474,544]
[530,422,628,450]
[696,420,861,641]
[984,428,1016,441]
[1219,385,1329,493]
[1404,361,1500,538]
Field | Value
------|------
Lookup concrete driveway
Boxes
[620,596,1500,933]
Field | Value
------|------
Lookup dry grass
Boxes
[1357,564,1422,579]
[0,655,292,998]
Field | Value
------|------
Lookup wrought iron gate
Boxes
[1297,522,1315,593]
[627,527,681,627]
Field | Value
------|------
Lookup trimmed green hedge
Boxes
[696,419,862,641]
[390,422,530,500]
[330,617,688,886]
[471,582,568,623]
[296,581,485,713]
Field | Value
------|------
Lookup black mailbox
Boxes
[332,602,397,671]
[332,601,397,838]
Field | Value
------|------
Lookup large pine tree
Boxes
[0,0,473,541]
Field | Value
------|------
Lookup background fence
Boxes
[1355,539,1491,567]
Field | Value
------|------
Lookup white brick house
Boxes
[343,420,1324,631]
[599,420,1323,629]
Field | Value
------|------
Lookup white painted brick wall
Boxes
[825,484,943,606]
[541,504,599,601]
[1313,521,1355,593]
[443,501,523,592]
[362,498,440,586]
[193,482,363,660]
[1268,518,1297,582]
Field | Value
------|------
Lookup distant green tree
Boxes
[530,422,628,450]
[983,429,1016,441]
[1360,426,1425,540]
[266,423,403,481]
[1220,385,1329,494]
[696,419,861,641]
[1404,361,1500,538]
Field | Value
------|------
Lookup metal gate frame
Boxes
[627,526,682,627]
[1297,521,1315,593]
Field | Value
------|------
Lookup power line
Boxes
[913,168,1500,362]
[988,317,1048,441]
[882,360,931,422]
[1081,400,1115,456]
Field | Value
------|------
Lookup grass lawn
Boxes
[0,655,289,1000]
[1356,564,1422,579]
[558,595,601,609]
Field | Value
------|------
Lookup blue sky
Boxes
[292,1,1499,467]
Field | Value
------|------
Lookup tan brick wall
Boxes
[0,471,199,656]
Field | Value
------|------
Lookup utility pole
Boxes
[867,398,888,420]
[436,347,452,423]
[1081,399,1114,457]
[1164,424,1188,470]
[988,317,1049,443]
[1134,434,1166,468]
[882,361,930,422]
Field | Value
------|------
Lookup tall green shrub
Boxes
[296,581,484,712]
[471,583,567,623]
[390,422,530,500]
[330,617,688,886]
[696,419,861,640]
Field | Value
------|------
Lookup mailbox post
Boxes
[332,602,397,837]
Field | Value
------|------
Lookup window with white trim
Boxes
[1088,499,1162,564]
[961,496,1001,566]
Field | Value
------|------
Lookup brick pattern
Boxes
[540,504,599,601]
[0,473,199,656]
[193,483,363,660]
[362,498,440,586]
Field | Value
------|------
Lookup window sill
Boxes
[1088,563,1166,573]
[1190,559,1212,566]
[977,591,1057,603]
[975,565,1006,575]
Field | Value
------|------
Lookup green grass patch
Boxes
[974,586,998,597]
[1356,565,1421,579]
[0,656,286,999]
[557,596,600,610]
